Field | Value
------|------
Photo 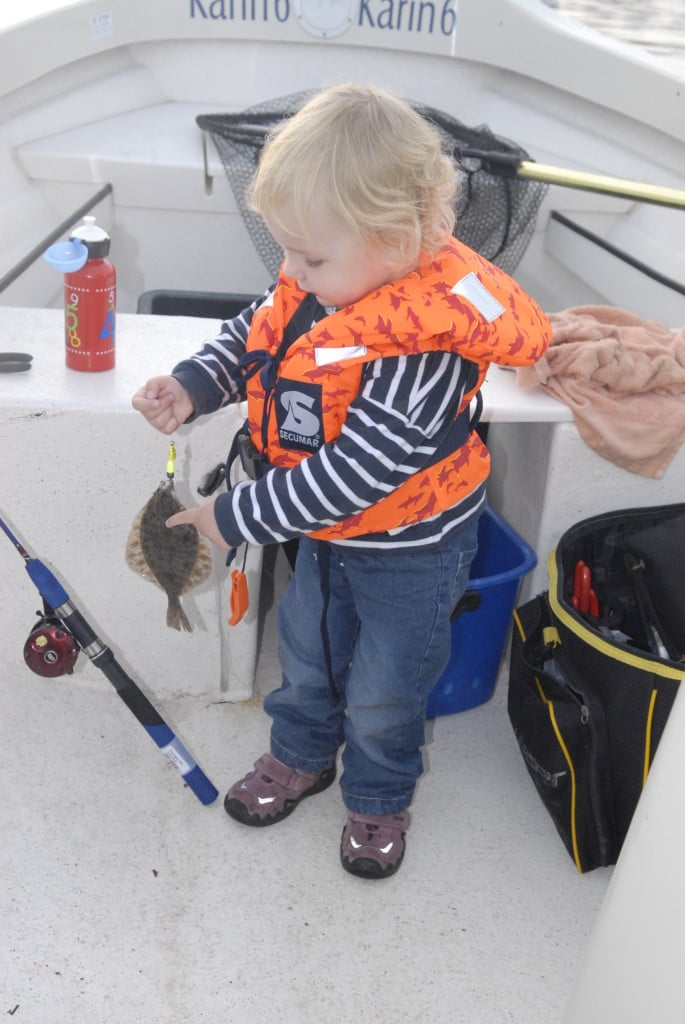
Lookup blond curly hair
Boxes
[249,83,458,272]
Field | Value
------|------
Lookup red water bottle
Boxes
[63,216,116,372]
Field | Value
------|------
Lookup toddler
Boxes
[132,83,550,879]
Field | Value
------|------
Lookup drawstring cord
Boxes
[234,348,277,388]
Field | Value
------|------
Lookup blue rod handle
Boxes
[148,727,219,805]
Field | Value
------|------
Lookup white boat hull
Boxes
[1,4,685,1022]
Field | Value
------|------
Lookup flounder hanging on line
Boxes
[125,479,213,632]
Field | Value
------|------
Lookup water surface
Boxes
[541,0,685,60]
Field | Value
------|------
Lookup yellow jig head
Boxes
[166,440,177,480]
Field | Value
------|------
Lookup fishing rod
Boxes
[0,511,219,806]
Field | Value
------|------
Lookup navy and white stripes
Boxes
[172,290,485,550]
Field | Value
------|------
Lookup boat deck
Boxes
[0,597,611,1023]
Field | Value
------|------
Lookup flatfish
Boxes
[125,479,213,631]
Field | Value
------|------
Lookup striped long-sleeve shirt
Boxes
[172,289,486,550]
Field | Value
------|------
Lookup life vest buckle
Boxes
[237,429,262,480]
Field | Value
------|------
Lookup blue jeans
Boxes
[265,516,480,815]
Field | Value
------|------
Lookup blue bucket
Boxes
[427,505,537,717]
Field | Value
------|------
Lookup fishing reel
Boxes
[23,608,79,678]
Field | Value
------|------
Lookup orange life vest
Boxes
[245,237,550,541]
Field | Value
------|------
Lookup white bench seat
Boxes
[17,101,230,210]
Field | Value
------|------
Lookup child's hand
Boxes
[166,497,232,554]
[131,376,194,434]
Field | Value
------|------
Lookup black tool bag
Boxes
[508,504,685,872]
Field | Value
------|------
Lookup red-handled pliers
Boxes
[572,560,599,617]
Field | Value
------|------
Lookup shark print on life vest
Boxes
[245,236,550,540]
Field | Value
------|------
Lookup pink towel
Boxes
[516,305,685,478]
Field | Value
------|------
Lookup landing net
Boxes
[197,91,547,279]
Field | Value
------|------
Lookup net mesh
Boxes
[197,91,547,280]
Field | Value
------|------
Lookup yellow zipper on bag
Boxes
[512,608,583,872]
[547,553,685,682]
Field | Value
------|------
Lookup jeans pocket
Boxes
[449,524,480,610]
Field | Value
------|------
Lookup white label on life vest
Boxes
[451,273,505,323]
[315,345,367,367]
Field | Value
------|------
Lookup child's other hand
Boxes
[131,376,194,434]
[166,497,232,554]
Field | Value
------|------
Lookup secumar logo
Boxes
[276,379,324,452]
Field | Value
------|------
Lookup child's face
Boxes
[265,200,397,309]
